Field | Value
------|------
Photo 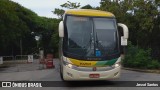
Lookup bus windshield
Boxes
[64,15,120,60]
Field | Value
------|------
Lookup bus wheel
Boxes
[60,65,64,81]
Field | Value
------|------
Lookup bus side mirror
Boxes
[59,21,64,37]
[118,23,129,46]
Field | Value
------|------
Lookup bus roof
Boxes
[65,9,115,17]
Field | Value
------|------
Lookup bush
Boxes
[123,42,160,69]
[147,60,160,69]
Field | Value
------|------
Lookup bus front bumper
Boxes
[62,65,121,81]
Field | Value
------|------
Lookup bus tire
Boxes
[60,65,64,81]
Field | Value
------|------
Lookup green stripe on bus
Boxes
[95,58,118,66]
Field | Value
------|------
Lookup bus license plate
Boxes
[89,74,100,78]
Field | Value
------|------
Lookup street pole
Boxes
[20,39,22,60]
[35,36,41,68]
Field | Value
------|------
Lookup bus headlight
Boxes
[112,57,121,68]
[67,63,77,69]
[67,63,73,68]
[112,62,121,68]
[63,61,77,69]
[115,63,120,67]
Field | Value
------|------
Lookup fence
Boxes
[0,55,40,64]
[0,55,43,72]
[1,56,14,61]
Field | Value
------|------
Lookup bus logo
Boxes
[80,62,91,66]
[2,82,11,87]
[93,67,97,71]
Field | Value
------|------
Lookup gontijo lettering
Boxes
[80,62,91,66]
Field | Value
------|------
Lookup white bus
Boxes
[58,9,129,81]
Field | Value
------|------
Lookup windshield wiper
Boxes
[95,32,104,57]
[95,32,99,48]
[85,33,95,56]
[95,32,104,49]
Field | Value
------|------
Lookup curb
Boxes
[122,67,160,74]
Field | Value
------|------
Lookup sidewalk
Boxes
[123,67,160,74]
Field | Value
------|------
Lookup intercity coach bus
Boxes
[58,9,128,81]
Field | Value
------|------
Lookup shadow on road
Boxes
[65,81,116,87]
[44,81,131,87]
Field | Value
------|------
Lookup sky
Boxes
[11,0,101,18]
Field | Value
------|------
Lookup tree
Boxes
[53,1,81,19]
[61,1,80,9]
[99,0,160,61]
[81,4,93,9]
[0,0,60,56]
[52,8,64,19]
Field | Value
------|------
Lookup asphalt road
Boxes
[0,59,160,90]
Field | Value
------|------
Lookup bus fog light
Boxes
[67,72,73,77]
[114,72,119,76]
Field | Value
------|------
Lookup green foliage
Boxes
[99,0,159,48]
[147,60,160,69]
[53,8,64,19]
[0,0,33,55]
[123,42,160,69]
[60,1,80,9]
[81,4,93,9]
[53,1,81,19]
[99,0,160,63]
[0,0,59,56]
